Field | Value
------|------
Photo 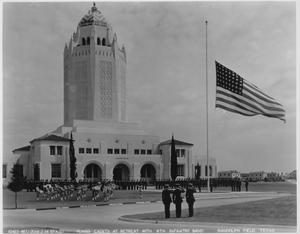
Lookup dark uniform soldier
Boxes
[172,184,185,218]
[186,183,196,217]
[231,179,235,192]
[245,180,249,192]
[162,184,172,218]
[238,179,241,192]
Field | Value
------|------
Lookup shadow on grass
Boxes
[124,195,296,226]
[3,189,162,209]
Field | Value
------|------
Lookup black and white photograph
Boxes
[2,1,298,233]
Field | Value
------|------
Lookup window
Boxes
[82,38,86,45]
[97,37,101,45]
[107,148,113,154]
[205,166,208,177]
[209,166,212,176]
[181,149,185,157]
[177,165,184,176]
[141,149,146,155]
[79,148,85,154]
[147,150,152,155]
[121,149,127,154]
[134,149,139,155]
[86,148,92,154]
[50,146,55,155]
[87,37,90,45]
[102,38,106,46]
[57,146,63,155]
[114,149,120,154]
[176,149,180,157]
[93,148,99,154]
[51,164,61,178]
[159,150,163,155]
[3,164,7,178]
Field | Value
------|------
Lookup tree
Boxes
[7,163,25,209]
[195,163,201,180]
[69,132,77,181]
[170,135,177,181]
[33,163,40,181]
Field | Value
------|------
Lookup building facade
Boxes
[218,170,240,179]
[4,4,208,185]
[248,171,268,181]
[240,173,249,181]
[193,157,218,178]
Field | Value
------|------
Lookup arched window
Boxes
[97,37,101,45]
[87,37,90,45]
[82,38,86,45]
[102,38,106,46]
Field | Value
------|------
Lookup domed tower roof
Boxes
[78,3,107,27]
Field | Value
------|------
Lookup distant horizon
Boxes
[3,2,296,174]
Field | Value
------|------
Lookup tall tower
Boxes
[64,4,127,126]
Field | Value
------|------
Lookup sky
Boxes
[2,1,297,173]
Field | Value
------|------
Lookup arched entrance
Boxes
[140,164,156,182]
[84,163,102,181]
[113,164,130,181]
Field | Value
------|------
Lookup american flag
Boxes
[215,61,285,122]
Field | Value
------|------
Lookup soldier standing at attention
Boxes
[172,184,185,218]
[245,179,249,192]
[162,184,172,218]
[186,183,196,217]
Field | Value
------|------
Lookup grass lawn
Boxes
[124,195,297,226]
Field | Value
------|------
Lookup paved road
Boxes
[3,192,296,233]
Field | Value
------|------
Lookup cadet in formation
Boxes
[186,183,196,217]
[245,180,249,191]
[162,184,172,218]
[172,184,185,218]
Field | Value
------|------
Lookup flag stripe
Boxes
[216,88,285,116]
[216,100,285,120]
[244,81,283,107]
[217,86,285,114]
[217,89,262,114]
[216,97,258,115]
[216,103,256,116]
[244,80,277,101]
[242,91,285,113]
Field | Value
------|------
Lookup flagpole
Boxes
[205,20,210,192]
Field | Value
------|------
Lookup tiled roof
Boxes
[12,145,31,153]
[159,139,193,146]
[30,134,70,143]
[79,4,107,27]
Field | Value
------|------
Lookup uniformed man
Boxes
[186,183,196,217]
[245,179,249,192]
[162,184,172,218]
[172,184,185,218]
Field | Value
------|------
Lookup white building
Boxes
[218,170,240,179]
[248,171,268,181]
[4,4,204,185]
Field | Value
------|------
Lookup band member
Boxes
[172,184,185,218]
[162,184,172,218]
[186,183,196,217]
